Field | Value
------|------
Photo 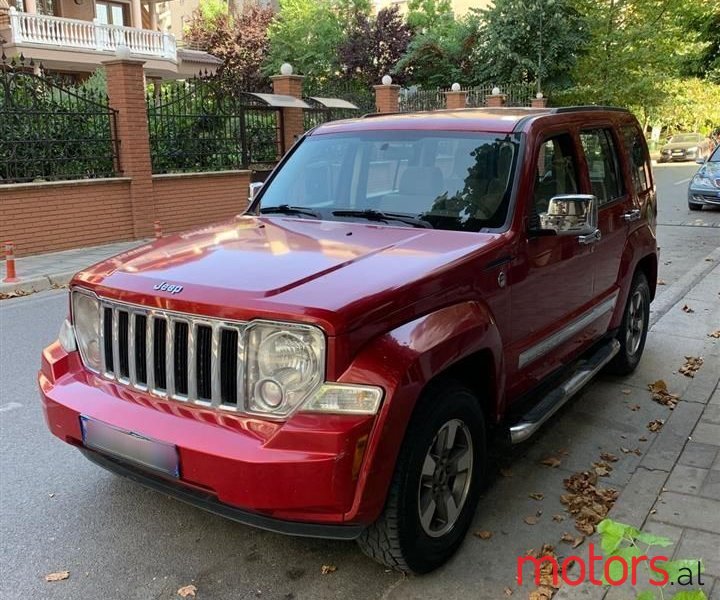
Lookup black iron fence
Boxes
[464,83,536,108]
[399,87,447,112]
[303,97,362,131]
[146,77,283,174]
[0,55,119,184]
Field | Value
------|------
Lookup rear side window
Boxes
[532,134,580,216]
[622,126,651,192]
[580,129,624,204]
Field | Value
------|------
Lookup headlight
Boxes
[71,289,101,372]
[245,321,325,416]
[691,174,715,190]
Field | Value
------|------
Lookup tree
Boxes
[406,0,454,31]
[184,1,274,91]
[470,0,587,93]
[338,6,413,87]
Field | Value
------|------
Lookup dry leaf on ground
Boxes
[620,447,642,456]
[560,532,575,543]
[600,452,618,463]
[524,515,540,525]
[709,330,720,339]
[529,492,544,501]
[552,514,565,522]
[679,356,704,377]
[321,565,337,575]
[561,470,618,536]
[621,389,632,395]
[504,587,513,596]
[657,279,666,285]
[45,571,69,582]
[647,419,664,433]
[592,461,613,477]
[648,380,679,409]
[474,530,493,540]
[177,585,197,598]
[526,545,560,600]
[628,404,641,411]
[682,304,695,313]
[540,456,562,468]
[639,436,648,442]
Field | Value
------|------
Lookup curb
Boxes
[0,270,76,297]
[649,246,720,329]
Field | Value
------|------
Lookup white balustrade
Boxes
[8,7,176,61]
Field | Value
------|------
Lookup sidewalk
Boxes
[0,239,148,297]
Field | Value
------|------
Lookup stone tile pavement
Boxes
[0,239,148,296]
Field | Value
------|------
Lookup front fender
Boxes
[336,300,503,524]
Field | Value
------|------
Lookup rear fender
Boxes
[337,300,502,523]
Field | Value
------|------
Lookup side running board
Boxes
[509,339,621,444]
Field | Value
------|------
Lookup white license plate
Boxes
[80,416,179,477]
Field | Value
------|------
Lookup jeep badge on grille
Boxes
[153,282,183,294]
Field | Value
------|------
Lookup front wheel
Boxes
[688,201,703,211]
[357,382,486,573]
[607,271,650,375]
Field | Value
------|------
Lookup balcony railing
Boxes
[7,7,176,60]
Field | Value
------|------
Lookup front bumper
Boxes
[39,342,377,533]
[688,188,720,206]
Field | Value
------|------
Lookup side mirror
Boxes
[535,194,600,244]
[249,182,264,203]
[695,157,706,165]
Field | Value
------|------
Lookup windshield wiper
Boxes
[259,204,321,218]
[332,209,433,229]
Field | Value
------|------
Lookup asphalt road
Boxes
[0,162,718,600]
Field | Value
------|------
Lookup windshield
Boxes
[709,145,720,162]
[257,130,519,231]
[669,134,702,143]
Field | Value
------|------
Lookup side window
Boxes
[622,126,651,193]
[580,129,624,204]
[532,134,580,218]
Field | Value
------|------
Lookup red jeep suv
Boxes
[39,106,658,573]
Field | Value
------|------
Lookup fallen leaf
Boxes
[639,436,648,442]
[647,419,664,433]
[629,404,641,411]
[474,530,493,540]
[529,492,545,501]
[177,585,197,598]
[540,456,561,468]
[561,470,618,536]
[572,536,585,548]
[679,356,704,378]
[600,452,618,463]
[648,380,679,409]
[524,515,540,525]
[504,587,513,596]
[657,279,666,285]
[620,447,642,456]
[320,565,337,575]
[621,389,632,395]
[705,257,714,262]
[592,461,612,476]
[552,514,565,522]
[709,330,720,339]
[560,532,575,543]
[682,304,695,313]
[45,571,69,582]
[49,493,55,498]
[499,468,513,478]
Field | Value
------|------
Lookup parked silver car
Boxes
[688,145,720,210]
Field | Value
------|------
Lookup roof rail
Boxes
[551,106,630,114]
[360,112,401,118]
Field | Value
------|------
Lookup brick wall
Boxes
[0,178,134,256]
[153,171,250,234]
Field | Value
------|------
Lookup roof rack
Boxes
[550,106,630,114]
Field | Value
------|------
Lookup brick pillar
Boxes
[103,58,155,238]
[444,90,467,110]
[374,84,400,113]
[532,96,548,108]
[271,74,305,154]
[486,93,506,107]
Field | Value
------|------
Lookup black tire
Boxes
[357,381,486,573]
[606,271,651,375]
[688,202,703,211]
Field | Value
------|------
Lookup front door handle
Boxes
[622,209,641,222]
[578,229,601,245]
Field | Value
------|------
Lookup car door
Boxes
[578,127,634,299]
[621,124,656,230]
[508,131,596,395]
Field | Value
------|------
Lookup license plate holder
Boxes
[80,416,179,478]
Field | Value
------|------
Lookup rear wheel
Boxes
[357,381,486,573]
[607,271,650,375]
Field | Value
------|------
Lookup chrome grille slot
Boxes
[99,300,245,411]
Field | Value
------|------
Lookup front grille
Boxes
[100,300,245,410]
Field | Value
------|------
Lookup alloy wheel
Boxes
[417,418,474,538]
[626,290,646,355]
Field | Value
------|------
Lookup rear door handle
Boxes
[622,209,641,222]
[578,229,601,245]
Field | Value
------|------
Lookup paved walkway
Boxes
[0,239,147,296]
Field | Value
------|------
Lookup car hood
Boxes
[693,161,720,185]
[662,141,700,151]
[75,216,504,335]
